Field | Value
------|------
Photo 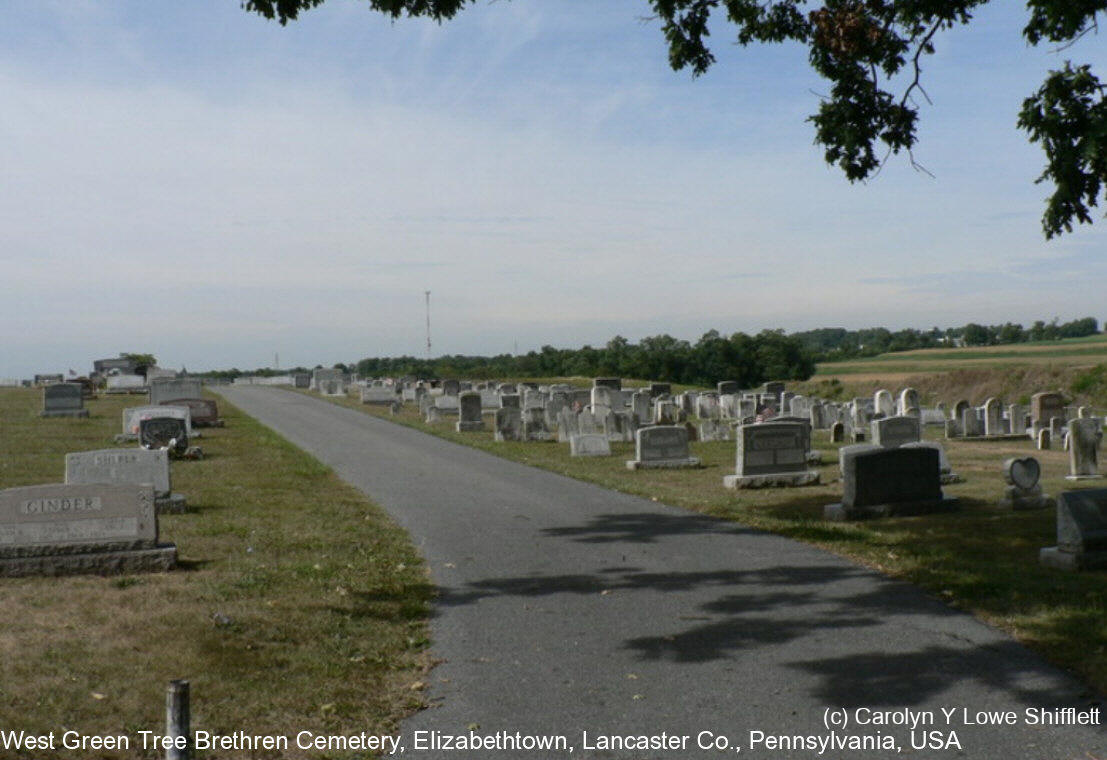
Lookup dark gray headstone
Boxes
[626,425,700,470]
[139,417,189,456]
[167,398,220,426]
[825,447,956,520]
[455,392,485,432]
[41,383,88,418]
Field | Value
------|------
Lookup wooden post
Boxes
[166,680,191,760]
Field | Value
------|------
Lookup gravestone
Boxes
[522,408,554,441]
[593,377,622,391]
[830,421,845,443]
[873,390,895,418]
[361,386,397,406]
[1040,489,1107,571]
[952,399,971,421]
[836,444,882,476]
[630,390,652,425]
[0,483,176,576]
[962,408,984,437]
[1031,392,1066,433]
[105,374,147,394]
[499,393,521,410]
[724,421,819,489]
[898,388,920,416]
[433,395,459,415]
[139,417,189,457]
[591,385,617,417]
[626,426,701,470]
[983,397,1002,435]
[648,383,671,398]
[41,383,88,418]
[556,407,578,443]
[292,372,311,388]
[455,392,485,432]
[65,448,185,513]
[494,407,523,442]
[149,378,202,406]
[1066,417,1103,480]
[167,398,222,427]
[999,457,1051,510]
[901,441,961,484]
[870,415,921,449]
[698,419,731,442]
[825,447,957,521]
[1008,404,1027,435]
[121,406,192,442]
[570,433,611,457]
[944,419,961,439]
[1038,428,1052,450]
[717,381,740,396]
[809,403,827,430]
[654,399,679,425]
[440,379,460,396]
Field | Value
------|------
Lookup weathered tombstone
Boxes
[762,381,785,400]
[593,377,621,391]
[66,448,185,513]
[836,443,882,476]
[825,447,957,521]
[361,386,397,406]
[149,378,202,406]
[830,421,845,443]
[653,399,679,425]
[591,385,616,417]
[1031,392,1066,433]
[983,397,1002,436]
[873,390,895,418]
[901,441,960,484]
[105,374,147,394]
[441,379,460,396]
[167,398,222,427]
[717,381,739,396]
[455,392,485,432]
[962,408,984,437]
[139,417,189,457]
[556,406,578,443]
[433,395,460,415]
[809,403,827,430]
[1078,405,1093,419]
[499,393,521,410]
[522,408,554,441]
[570,433,611,457]
[493,407,523,442]
[944,419,962,439]
[1038,428,1052,450]
[870,415,921,449]
[292,372,311,388]
[41,383,88,418]
[648,382,671,398]
[999,457,1051,510]
[698,419,730,442]
[952,399,970,421]
[897,388,920,417]
[1040,489,1107,571]
[0,483,176,575]
[1050,416,1065,442]
[1066,417,1103,480]
[626,425,701,470]
[1008,404,1026,435]
[629,390,652,425]
[724,421,819,488]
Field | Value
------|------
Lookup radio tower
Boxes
[425,291,432,359]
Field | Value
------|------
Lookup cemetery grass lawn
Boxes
[0,389,431,760]
[315,391,1107,697]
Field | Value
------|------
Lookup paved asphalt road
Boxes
[215,386,1104,759]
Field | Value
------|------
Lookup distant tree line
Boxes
[794,317,1100,361]
[355,330,817,387]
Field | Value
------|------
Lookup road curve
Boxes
[215,386,1104,759]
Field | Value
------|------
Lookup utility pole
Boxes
[425,291,432,360]
[274,352,279,370]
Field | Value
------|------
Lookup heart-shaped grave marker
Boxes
[1004,457,1040,490]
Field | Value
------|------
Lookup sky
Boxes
[2,1,1106,377]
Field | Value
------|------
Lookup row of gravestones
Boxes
[333,374,1107,572]
[2,378,230,576]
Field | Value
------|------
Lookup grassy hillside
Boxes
[803,335,1107,408]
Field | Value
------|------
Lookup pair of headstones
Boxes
[66,448,187,513]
